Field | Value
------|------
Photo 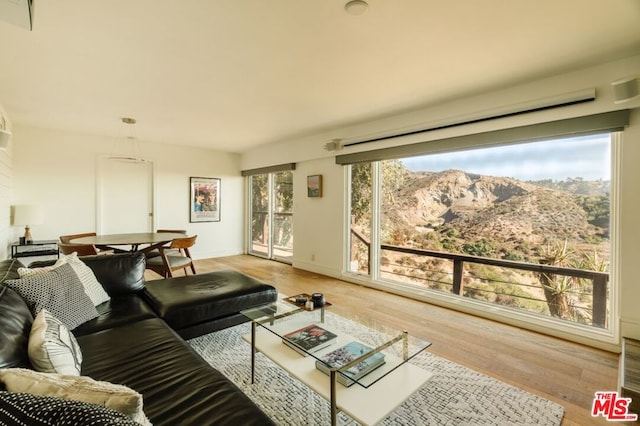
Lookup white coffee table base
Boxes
[244,327,433,426]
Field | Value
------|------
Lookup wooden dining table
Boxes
[69,232,188,253]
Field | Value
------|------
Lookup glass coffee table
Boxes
[241,295,433,426]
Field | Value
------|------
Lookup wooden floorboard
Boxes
[147,254,621,426]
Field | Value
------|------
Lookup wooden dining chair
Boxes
[58,242,100,256]
[59,232,97,244]
[59,232,114,255]
[157,229,187,234]
[145,229,188,259]
[145,235,197,278]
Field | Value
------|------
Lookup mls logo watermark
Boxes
[591,391,638,421]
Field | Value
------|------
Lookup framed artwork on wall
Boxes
[307,175,323,197]
[190,177,221,222]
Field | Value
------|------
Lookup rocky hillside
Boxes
[381,169,609,259]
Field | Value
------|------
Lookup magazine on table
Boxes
[282,324,338,355]
[315,341,386,387]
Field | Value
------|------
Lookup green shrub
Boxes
[463,239,496,257]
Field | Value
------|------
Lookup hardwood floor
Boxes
[147,254,621,426]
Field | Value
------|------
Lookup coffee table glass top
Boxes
[241,296,432,389]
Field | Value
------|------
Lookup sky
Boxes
[400,134,611,181]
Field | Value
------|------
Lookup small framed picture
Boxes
[307,175,323,197]
[190,177,221,222]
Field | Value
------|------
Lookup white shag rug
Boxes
[188,317,564,426]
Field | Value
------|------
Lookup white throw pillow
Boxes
[28,309,83,376]
[0,368,151,426]
[61,252,111,306]
[17,257,67,277]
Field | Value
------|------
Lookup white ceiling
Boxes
[1,0,639,153]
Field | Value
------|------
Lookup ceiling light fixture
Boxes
[345,0,368,16]
[109,117,148,163]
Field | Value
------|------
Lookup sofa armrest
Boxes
[0,258,25,283]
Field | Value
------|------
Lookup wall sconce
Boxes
[324,139,344,152]
[612,76,640,104]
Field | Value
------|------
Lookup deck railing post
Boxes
[592,275,608,328]
[452,259,464,295]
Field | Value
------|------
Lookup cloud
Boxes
[400,134,611,181]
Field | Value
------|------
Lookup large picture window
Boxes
[347,127,619,333]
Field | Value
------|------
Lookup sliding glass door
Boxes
[249,171,293,263]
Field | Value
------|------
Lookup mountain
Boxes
[381,169,608,259]
[526,177,610,196]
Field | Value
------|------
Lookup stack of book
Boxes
[315,341,386,387]
[282,324,338,356]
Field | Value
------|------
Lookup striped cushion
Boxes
[27,309,82,375]
[61,252,111,306]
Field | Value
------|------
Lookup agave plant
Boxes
[579,248,608,273]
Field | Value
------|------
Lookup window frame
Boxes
[342,117,625,346]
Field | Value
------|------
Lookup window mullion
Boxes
[267,173,274,259]
[371,161,382,281]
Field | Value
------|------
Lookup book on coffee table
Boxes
[315,341,386,387]
[282,324,338,356]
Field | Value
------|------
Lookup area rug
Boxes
[188,318,564,426]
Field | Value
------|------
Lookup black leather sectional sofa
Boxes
[0,252,278,425]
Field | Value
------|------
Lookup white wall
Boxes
[11,126,244,259]
[0,104,12,259]
[241,54,640,349]
[292,157,345,277]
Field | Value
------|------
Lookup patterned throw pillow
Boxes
[3,263,98,330]
[28,309,82,375]
[0,369,151,425]
[60,252,111,306]
[0,391,141,425]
